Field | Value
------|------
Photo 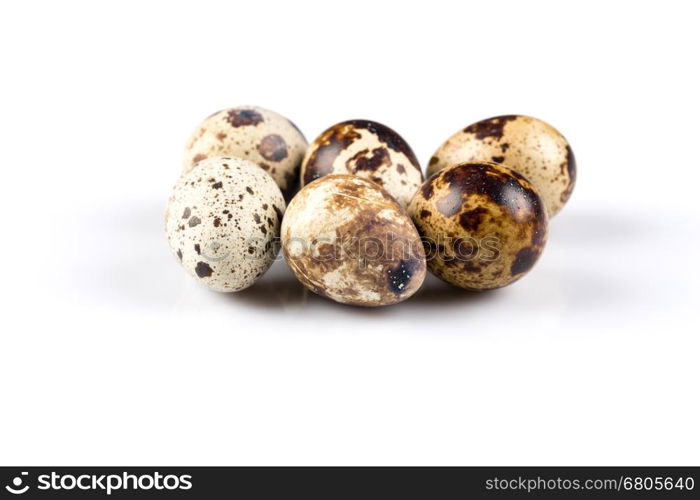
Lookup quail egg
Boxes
[282,174,426,306]
[408,161,548,290]
[183,106,307,197]
[300,120,423,207]
[166,156,285,292]
[427,115,575,216]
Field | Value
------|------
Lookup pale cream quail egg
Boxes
[166,156,285,292]
[183,106,307,197]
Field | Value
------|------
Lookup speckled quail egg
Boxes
[166,156,286,292]
[408,161,548,290]
[300,120,424,207]
[427,115,576,217]
[282,174,426,306]
[183,106,307,197]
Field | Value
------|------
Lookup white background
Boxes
[1,1,698,465]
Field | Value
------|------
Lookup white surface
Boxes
[1,1,698,465]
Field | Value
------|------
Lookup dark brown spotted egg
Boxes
[408,162,548,290]
[183,106,307,197]
[427,115,576,217]
[282,175,426,306]
[300,120,424,207]
[166,157,285,292]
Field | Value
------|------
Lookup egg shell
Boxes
[427,115,576,217]
[300,120,424,207]
[165,156,286,292]
[282,174,426,306]
[183,106,307,197]
[408,161,548,290]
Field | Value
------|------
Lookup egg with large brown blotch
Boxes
[282,175,426,306]
[427,115,576,217]
[300,120,424,207]
[183,106,307,198]
[408,162,548,290]
[166,157,286,292]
